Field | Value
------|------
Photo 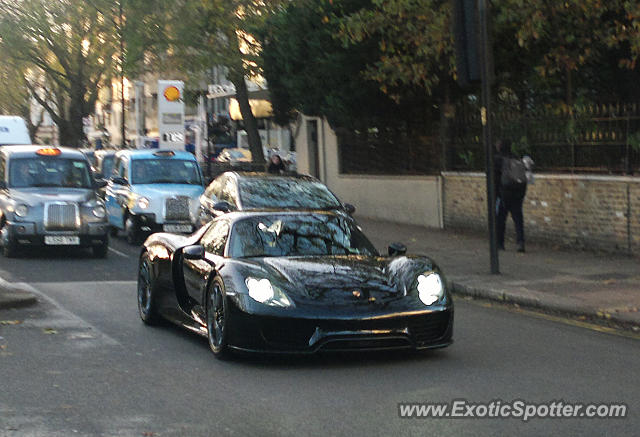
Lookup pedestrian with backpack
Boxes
[494,139,528,252]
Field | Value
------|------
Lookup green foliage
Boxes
[125,0,289,161]
[338,0,454,99]
[259,0,430,129]
[0,0,120,146]
[628,132,640,152]
[457,150,475,168]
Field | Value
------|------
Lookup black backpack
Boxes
[501,157,527,188]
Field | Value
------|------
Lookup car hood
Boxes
[132,184,204,199]
[234,255,438,305]
[8,188,96,206]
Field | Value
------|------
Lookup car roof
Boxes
[222,209,351,226]
[0,145,87,160]
[115,149,197,161]
[224,171,319,183]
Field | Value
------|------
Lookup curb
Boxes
[0,278,38,310]
[450,281,640,332]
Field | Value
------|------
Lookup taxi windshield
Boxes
[131,159,202,185]
[8,157,92,189]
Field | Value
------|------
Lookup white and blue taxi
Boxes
[105,150,205,244]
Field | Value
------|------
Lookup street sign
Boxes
[158,80,185,150]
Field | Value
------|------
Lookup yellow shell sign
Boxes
[163,86,181,102]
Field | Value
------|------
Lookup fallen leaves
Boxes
[0,320,22,325]
[42,328,58,335]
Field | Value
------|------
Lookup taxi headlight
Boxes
[137,197,150,209]
[15,204,29,217]
[92,206,106,218]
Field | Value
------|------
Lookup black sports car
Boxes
[137,210,453,358]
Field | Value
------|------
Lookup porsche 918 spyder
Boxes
[137,210,453,358]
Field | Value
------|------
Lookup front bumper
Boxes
[225,299,454,354]
[130,212,195,234]
[5,221,109,247]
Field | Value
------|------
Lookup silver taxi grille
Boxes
[164,196,190,221]
[45,203,80,231]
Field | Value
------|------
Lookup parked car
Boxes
[104,149,205,244]
[137,210,454,358]
[0,116,31,146]
[93,149,117,180]
[92,149,118,200]
[0,146,109,257]
[216,148,252,165]
[198,172,355,226]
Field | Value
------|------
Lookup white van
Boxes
[0,116,31,146]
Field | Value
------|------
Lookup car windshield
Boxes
[131,159,201,185]
[238,178,342,210]
[228,214,378,258]
[8,157,92,189]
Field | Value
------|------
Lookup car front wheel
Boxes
[125,216,141,245]
[92,241,109,258]
[137,252,160,325]
[2,238,18,258]
[206,277,230,359]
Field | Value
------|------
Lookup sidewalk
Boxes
[0,277,37,310]
[358,217,640,331]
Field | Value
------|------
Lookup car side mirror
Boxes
[94,178,108,189]
[388,242,407,257]
[111,176,129,186]
[213,201,234,213]
[183,244,205,260]
[344,203,356,215]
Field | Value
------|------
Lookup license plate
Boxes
[163,224,192,233]
[44,235,80,245]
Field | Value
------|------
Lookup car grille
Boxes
[45,203,79,231]
[259,310,452,351]
[164,196,190,221]
[408,311,452,345]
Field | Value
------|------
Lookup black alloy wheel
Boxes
[92,241,109,258]
[206,278,230,359]
[137,252,160,324]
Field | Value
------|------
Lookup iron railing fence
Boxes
[336,101,640,176]
[448,101,640,174]
[336,122,442,176]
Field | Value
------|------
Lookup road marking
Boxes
[108,247,130,258]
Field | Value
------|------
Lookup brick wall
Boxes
[443,172,640,254]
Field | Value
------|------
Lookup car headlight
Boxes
[137,197,150,209]
[92,206,106,218]
[15,204,29,218]
[416,273,444,306]
[246,278,293,307]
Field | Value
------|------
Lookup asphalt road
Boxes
[1,234,639,436]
